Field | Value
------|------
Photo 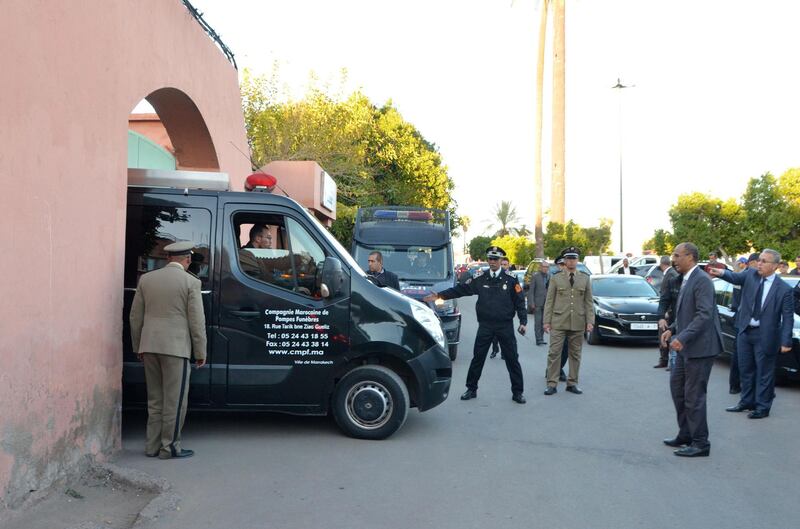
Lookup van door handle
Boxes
[229,310,261,319]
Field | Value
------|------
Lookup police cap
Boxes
[560,246,581,259]
[164,241,195,256]
[486,246,506,259]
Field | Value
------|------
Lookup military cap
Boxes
[164,241,195,256]
[486,246,506,259]
[560,246,580,259]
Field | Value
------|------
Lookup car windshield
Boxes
[353,244,450,281]
[592,277,658,297]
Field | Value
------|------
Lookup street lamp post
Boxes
[611,77,633,253]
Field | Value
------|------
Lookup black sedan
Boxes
[586,275,661,345]
[713,276,800,383]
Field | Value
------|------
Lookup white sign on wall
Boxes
[321,171,337,213]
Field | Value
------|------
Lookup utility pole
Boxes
[611,77,633,253]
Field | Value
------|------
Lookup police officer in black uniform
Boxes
[424,246,527,403]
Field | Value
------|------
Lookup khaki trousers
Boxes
[547,329,584,387]
[142,353,191,457]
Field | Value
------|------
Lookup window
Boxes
[234,213,328,298]
[125,206,212,288]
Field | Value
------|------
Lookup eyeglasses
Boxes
[758,258,777,264]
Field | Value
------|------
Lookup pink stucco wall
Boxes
[0,0,250,511]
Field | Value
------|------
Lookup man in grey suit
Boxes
[708,249,794,418]
[660,242,722,457]
[528,260,550,346]
[130,241,207,459]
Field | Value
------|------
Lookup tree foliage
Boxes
[490,235,536,266]
[741,170,800,260]
[487,201,521,237]
[669,192,748,259]
[467,236,493,262]
[642,229,675,255]
[241,69,457,247]
[543,219,612,259]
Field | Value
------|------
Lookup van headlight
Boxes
[434,297,456,315]
[409,299,447,350]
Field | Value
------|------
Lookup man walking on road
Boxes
[661,242,722,457]
[424,246,528,403]
[543,247,593,395]
[708,249,794,418]
[130,241,207,459]
[528,260,550,346]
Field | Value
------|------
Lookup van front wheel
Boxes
[332,366,410,440]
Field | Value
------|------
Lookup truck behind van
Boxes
[351,207,461,361]
[122,170,451,439]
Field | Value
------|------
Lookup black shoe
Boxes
[544,386,557,396]
[729,387,741,394]
[512,393,527,404]
[558,372,567,382]
[145,452,158,458]
[159,448,194,459]
[490,351,497,359]
[663,437,691,448]
[748,409,769,419]
[460,389,477,400]
[653,362,668,368]
[726,403,754,412]
[674,446,709,457]
[565,385,582,394]
[537,341,547,346]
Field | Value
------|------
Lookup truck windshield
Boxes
[354,245,450,281]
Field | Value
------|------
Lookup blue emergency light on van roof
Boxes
[374,210,434,221]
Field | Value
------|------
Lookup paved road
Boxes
[118,298,800,529]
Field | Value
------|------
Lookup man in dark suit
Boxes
[708,249,794,418]
[617,258,633,275]
[366,251,400,290]
[528,260,550,346]
[654,256,679,368]
[660,242,722,457]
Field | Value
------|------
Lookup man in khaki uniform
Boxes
[543,246,594,395]
[130,241,207,459]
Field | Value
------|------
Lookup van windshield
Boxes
[354,244,450,282]
[305,212,366,277]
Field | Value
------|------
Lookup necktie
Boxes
[752,278,765,321]
[569,272,574,287]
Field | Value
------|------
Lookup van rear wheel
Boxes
[333,366,409,440]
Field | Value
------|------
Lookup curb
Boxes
[65,462,180,529]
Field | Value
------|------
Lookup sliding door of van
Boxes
[218,204,350,410]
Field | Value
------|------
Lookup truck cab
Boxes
[351,207,461,360]
[122,170,451,439]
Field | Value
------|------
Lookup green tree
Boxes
[582,218,613,256]
[543,220,588,259]
[642,229,675,255]
[468,235,493,262]
[669,192,748,260]
[487,200,521,237]
[490,235,536,266]
[241,69,457,246]
[741,170,800,259]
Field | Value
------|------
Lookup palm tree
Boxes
[534,0,549,257]
[514,224,532,237]
[551,0,566,223]
[488,200,521,237]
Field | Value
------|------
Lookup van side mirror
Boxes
[320,257,344,298]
